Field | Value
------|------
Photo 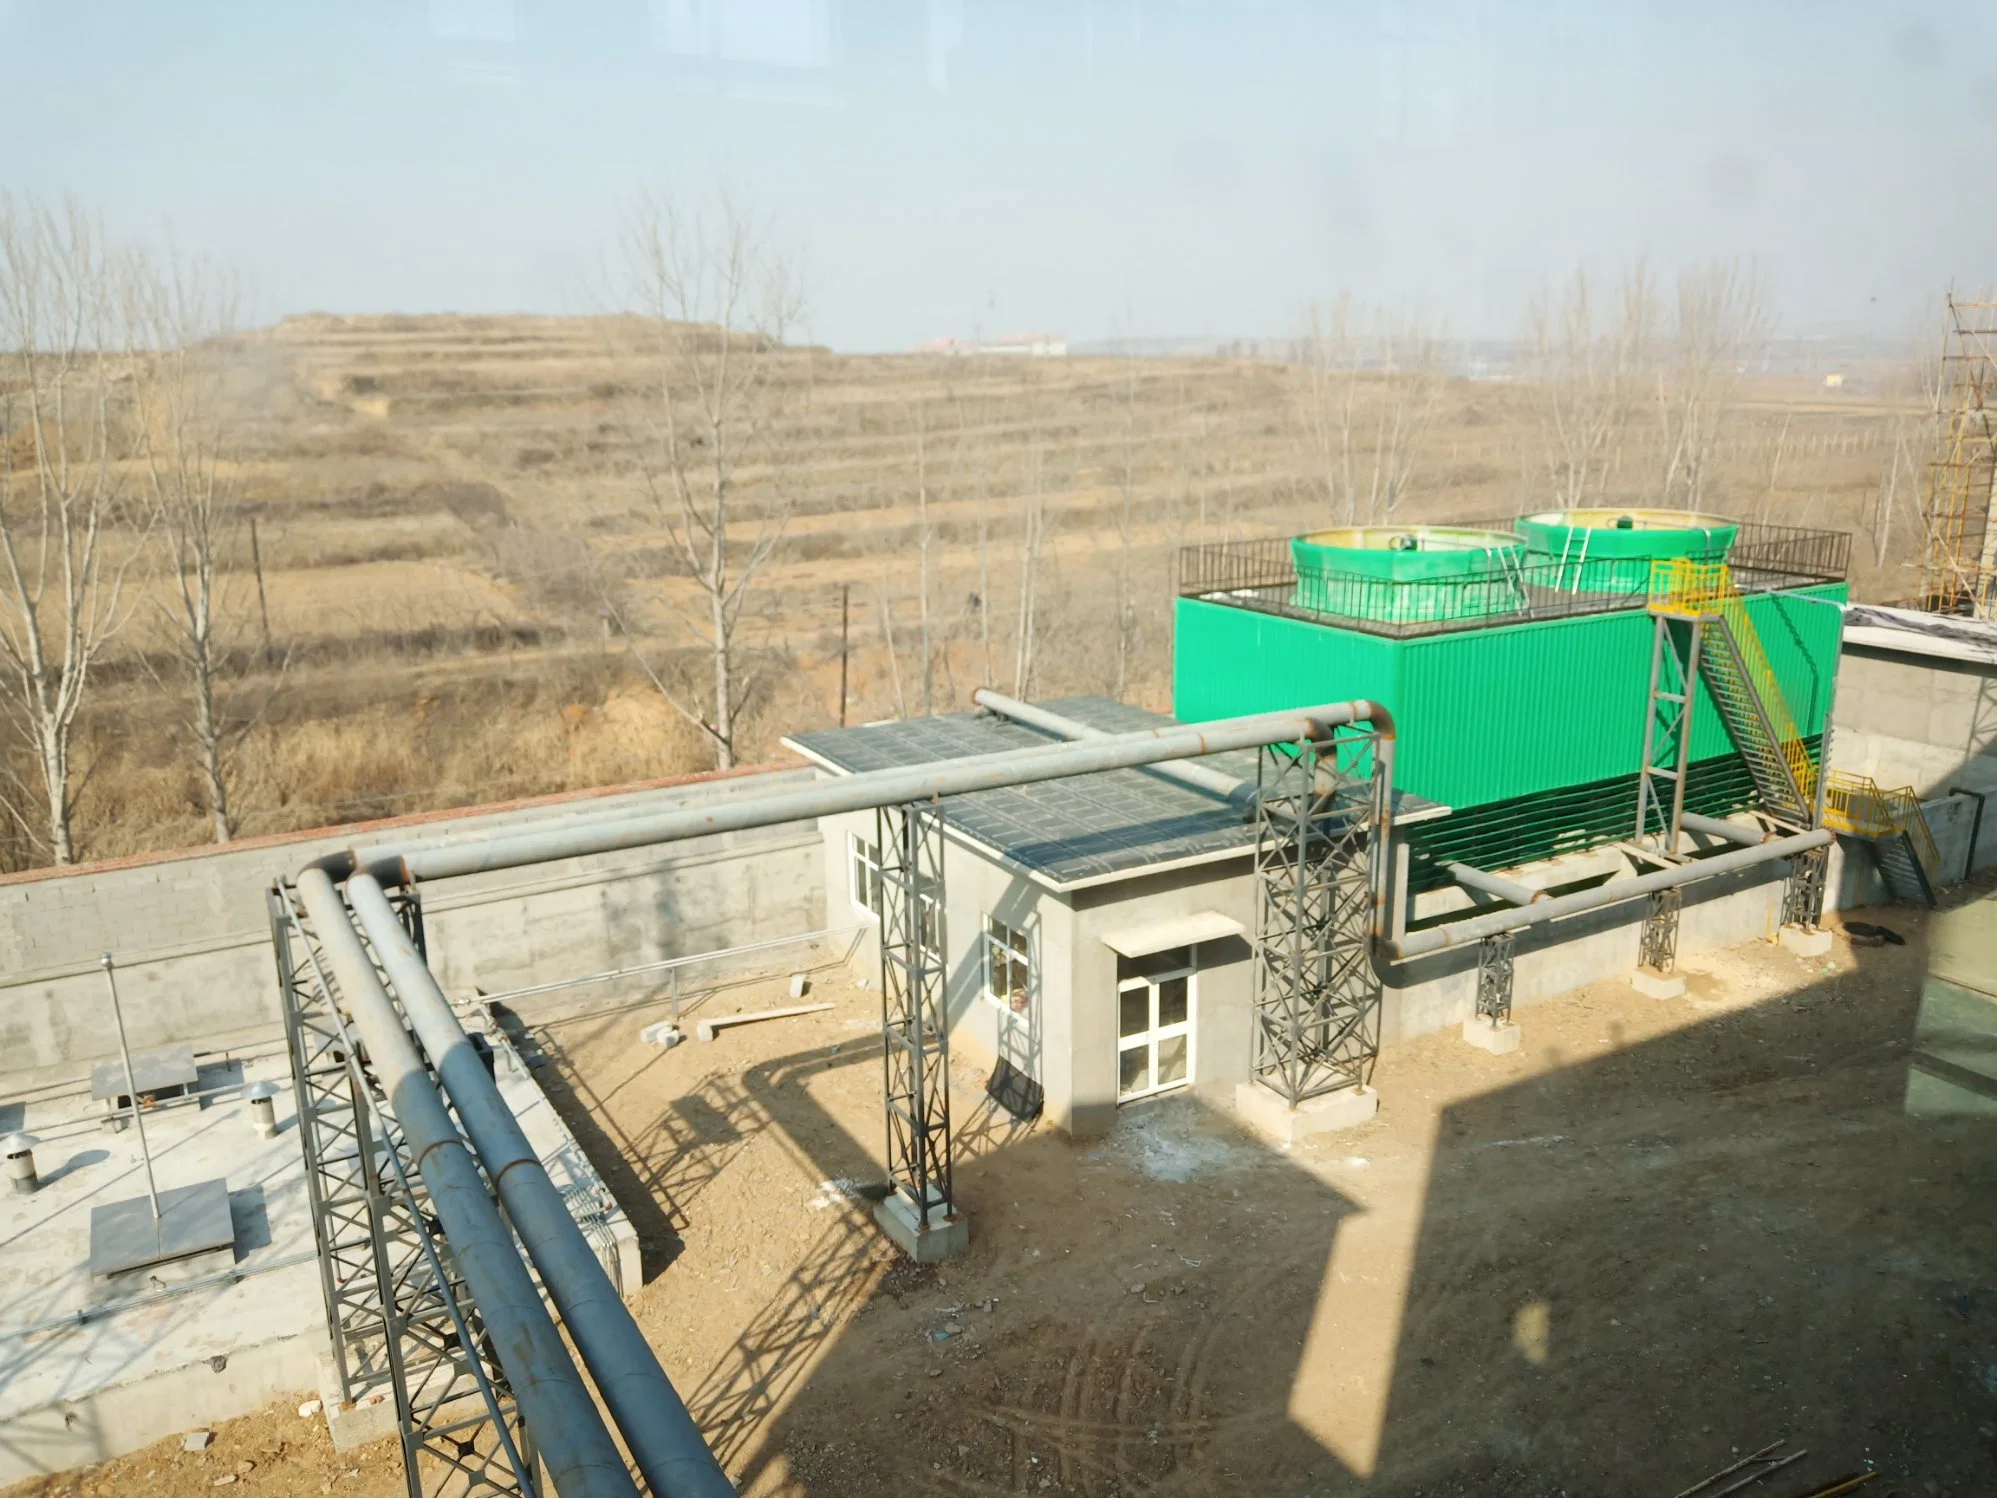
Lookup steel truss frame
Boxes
[1251,727,1383,1106]
[271,883,540,1498]
[875,801,954,1230]
[1635,615,1701,854]
[1639,887,1682,976]
[1781,843,1829,931]
[1475,932,1515,1024]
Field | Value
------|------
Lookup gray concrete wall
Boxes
[0,767,824,1078]
[1833,644,1997,796]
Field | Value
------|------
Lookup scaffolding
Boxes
[270,884,539,1498]
[1250,727,1383,1105]
[1919,292,1997,618]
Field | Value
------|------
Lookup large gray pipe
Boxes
[968,688,1258,810]
[1447,862,1545,905]
[345,704,1387,885]
[344,875,733,1498]
[294,870,640,1498]
[1390,827,1831,959]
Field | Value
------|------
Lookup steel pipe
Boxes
[345,875,734,1498]
[1447,862,1545,906]
[1390,828,1831,959]
[350,704,1390,885]
[294,870,640,1498]
[969,688,1258,809]
[1680,811,1774,847]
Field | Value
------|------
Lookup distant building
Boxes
[912,332,1068,358]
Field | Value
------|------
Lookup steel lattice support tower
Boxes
[1639,887,1682,976]
[875,801,954,1229]
[1250,728,1382,1106]
[1475,932,1515,1024]
[1635,615,1702,854]
[1920,293,1997,618]
[270,884,540,1498]
[1781,843,1830,932]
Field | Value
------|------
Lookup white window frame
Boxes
[849,831,882,919]
[1115,952,1196,1103]
[981,915,1033,1015]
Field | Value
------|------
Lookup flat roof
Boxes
[1844,603,1997,668]
[785,696,1444,892]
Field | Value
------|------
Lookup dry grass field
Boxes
[5,313,1920,870]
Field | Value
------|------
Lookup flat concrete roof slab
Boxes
[87,1178,235,1279]
[89,1045,198,1104]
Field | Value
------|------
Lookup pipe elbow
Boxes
[302,850,358,881]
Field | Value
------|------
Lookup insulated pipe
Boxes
[344,875,734,1498]
[1680,811,1774,847]
[1447,862,1545,905]
[968,688,1258,810]
[294,870,640,1498]
[1389,828,1832,959]
[345,705,1393,886]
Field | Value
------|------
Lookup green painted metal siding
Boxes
[1173,583,1847,814]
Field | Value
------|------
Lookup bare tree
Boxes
[1526,264,1658,506]
[128,251,280,843]
[613,192,805,769]
[1656,261,1774,510]
[1012,428,1048,698]
[1293,296,1445,525]
[1113,351,1142,699]
[0,197,142,865]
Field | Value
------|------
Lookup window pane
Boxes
[1156,1034,1188,1087]
[1118,1044,1150,1097]
[1006,953,1029,1001]
[1158,975,1189,1028]
[1119,984,1150,1038]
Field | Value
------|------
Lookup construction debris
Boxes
[1670,1440,1805,1498]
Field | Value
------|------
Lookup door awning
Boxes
[1100,910,1244,958]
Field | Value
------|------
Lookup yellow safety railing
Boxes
[1648,559,1817,808]
[1824,770,1944,886]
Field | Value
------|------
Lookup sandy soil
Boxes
[18,900,1990,1498]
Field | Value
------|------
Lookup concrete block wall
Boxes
[0,766,825,1079]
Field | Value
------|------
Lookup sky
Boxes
[1,1,1992,351]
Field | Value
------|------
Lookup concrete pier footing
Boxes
[1461,1014,1522,1053]
[1778,925,1834,957]
[873,1191,968,1263]
[1233,1081,1379,1144]
[1630,966,1687,1000]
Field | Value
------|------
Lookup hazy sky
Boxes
[2,2,1991,350]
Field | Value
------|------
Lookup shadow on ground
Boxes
[538,921,1997,1496]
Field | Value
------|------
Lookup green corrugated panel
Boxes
[1172,583,1847,817]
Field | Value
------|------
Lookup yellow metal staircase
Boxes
[1824,771,1943,905]
[1647,560,1817,826]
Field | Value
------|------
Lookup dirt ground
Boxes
[17,899,1991,1498]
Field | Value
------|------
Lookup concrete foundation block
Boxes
[1233,1081,1378,1144]
[1631,966,1686,1000]
[1461,1014,1521,1054]
[322,1389,396,1453]
[873,1190,968,1264]
[1779,925,1834,958]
